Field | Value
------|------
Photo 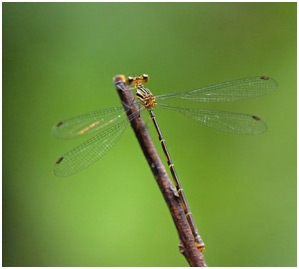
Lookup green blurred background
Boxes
[3,2,296,267]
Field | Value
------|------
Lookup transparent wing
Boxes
[54,120,128,177]
[53,106,127,139]
[156,76,277,103]
[157,104,267,135]
[54,107,144,177]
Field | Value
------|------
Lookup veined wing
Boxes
[53,106,127,139]
[157,104,267,135]
[54,120,128,177]
[156,76,277,103]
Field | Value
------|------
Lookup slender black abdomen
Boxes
[148,109,205,252]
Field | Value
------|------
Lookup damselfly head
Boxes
[126,74,149,85]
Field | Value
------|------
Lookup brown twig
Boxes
[113,75,207,267]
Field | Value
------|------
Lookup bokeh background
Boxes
[3,2,296,267]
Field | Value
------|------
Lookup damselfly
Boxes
[53,74,277,252]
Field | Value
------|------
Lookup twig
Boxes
[113,75,207,267]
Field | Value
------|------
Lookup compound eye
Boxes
[126,76,134,85]
[142,74,149,82]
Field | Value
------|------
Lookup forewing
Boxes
[53,106,126,139]
[156,76,277,102]
[54,121,128,177]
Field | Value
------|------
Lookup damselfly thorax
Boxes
[126,74,157,110]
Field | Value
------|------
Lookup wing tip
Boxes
[52,121,63,138]
[260,75,278,89]
[251,116,268,135]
